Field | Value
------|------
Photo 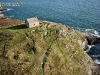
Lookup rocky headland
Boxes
[0,14,24,27]
[0,17,100,75]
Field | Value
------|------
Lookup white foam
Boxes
[85,29,94,31]
[9,15,14,18]
[76,28,100,64]
[6,8,13,11]
[75,27,100,38]
[85,29,94,34]
[88,45,94,48]
[94,30,99,35]
[0,8,13,13]
[94,59,100,64]
[85,45,94,52]
[85,29,99,35]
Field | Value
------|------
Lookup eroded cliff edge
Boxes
[0,20,99,75]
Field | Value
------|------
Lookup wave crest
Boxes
[75,27,100,37]
[6,8,13,11]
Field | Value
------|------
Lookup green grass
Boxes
[0,21,93,75]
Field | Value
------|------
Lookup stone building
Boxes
[25,17,39,28]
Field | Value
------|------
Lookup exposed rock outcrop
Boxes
[83,33,100,45]
[0,14,7,19]
[0,20,99,75]
[78,40,89,51]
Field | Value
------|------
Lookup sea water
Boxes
[0,0,100,64]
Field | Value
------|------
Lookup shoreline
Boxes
[0,15,100,74]
[0,14,24,27]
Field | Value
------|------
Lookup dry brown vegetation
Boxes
[0,19,24,27]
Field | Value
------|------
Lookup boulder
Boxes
[78,40,88,51]
[82,41,89,51]
[0,14,7,19]
[84,34,100,45]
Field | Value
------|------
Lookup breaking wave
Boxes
[75,27,100,64]
[85,29,100,37]
[75,27,100,37]
[0,8,13,13]
[6,8,13,11]
[9,15,14,18]
[87,44,100,64]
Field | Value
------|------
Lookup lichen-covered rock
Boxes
[78,40,89,51]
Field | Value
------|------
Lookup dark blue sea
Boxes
[0,0,100,64]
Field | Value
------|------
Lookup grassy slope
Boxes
[0,21,93,75]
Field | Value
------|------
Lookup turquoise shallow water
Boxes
[1,0,100,64]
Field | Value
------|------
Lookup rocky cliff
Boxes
[0,20,99,75]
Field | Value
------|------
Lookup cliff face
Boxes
[0,21,97,75]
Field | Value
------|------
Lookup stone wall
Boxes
[25,17,39,28]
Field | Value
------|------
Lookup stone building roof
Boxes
[26,17,39,23]
[25,17,40,28]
